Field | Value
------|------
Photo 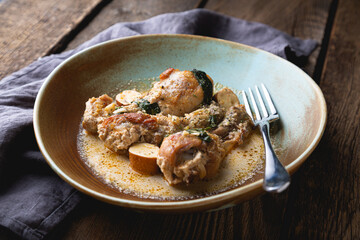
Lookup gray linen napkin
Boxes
[0,9,317,240]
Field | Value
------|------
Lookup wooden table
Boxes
[1,0,359,239]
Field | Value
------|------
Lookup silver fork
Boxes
[242,84,290,193]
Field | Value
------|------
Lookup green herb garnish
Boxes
[209,115,217,128]
[186,128,212,143]
[191,69,213,105]
[198,131,212,142]
[135,99,161,115]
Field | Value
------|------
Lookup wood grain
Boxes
[196,1,335,239]
[65,0,204,50]
[43,193,292,240]
[48,1,331,240]
[41,1,334,240]
[0,0,106,79]
[282,0,360,238]
[2,0,359,239]
[205,0,333,77]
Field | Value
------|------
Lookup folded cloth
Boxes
[0,8,317,240]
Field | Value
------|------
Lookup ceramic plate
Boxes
[33,34,326,212]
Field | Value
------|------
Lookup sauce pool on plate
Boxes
[78,68,270,200]
[78,128,264,200]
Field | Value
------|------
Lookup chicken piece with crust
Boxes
[182,101,225,129]
[211,105,253,154]
[82,94,114,134]
[157,131,225,185]
[97,112,160,154]
[157,105,252,185]
[97,112,184,154]
[144,68,213,116]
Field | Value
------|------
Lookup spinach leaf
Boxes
[191,69,213,105]
[209,115,217,128]
[198,131,212,143]
[135,99,161,115]
[186,128,212,143]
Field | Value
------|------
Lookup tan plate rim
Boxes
[33,34,327,211]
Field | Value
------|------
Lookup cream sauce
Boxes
[78,129,264,200]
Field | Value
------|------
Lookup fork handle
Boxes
[259,122,290,193]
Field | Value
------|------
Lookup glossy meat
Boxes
[97,112,185,154]
[157,131,224,185]
[82,94,114,134]
[211,105,253,154]
[183,101,225,129]
[98,113,160,154]
[81,68,254,186]
[144,68,206,116]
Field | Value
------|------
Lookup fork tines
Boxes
[242,84,279,125]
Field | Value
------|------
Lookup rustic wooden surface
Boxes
[0,0,107,79]
[1,0,359,239]
[65,0,204,50]
[206,0,332,79]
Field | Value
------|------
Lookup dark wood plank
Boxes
[47,194,292,240]
[45,1,334,240]
[46,1,336,240]
[0,0,106,79]
[200,1,334,239]
[65,0,204,50]
[205,0,333,77]
[45,198,234,240]
[1,0,350,239]
[282,0,360,238]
